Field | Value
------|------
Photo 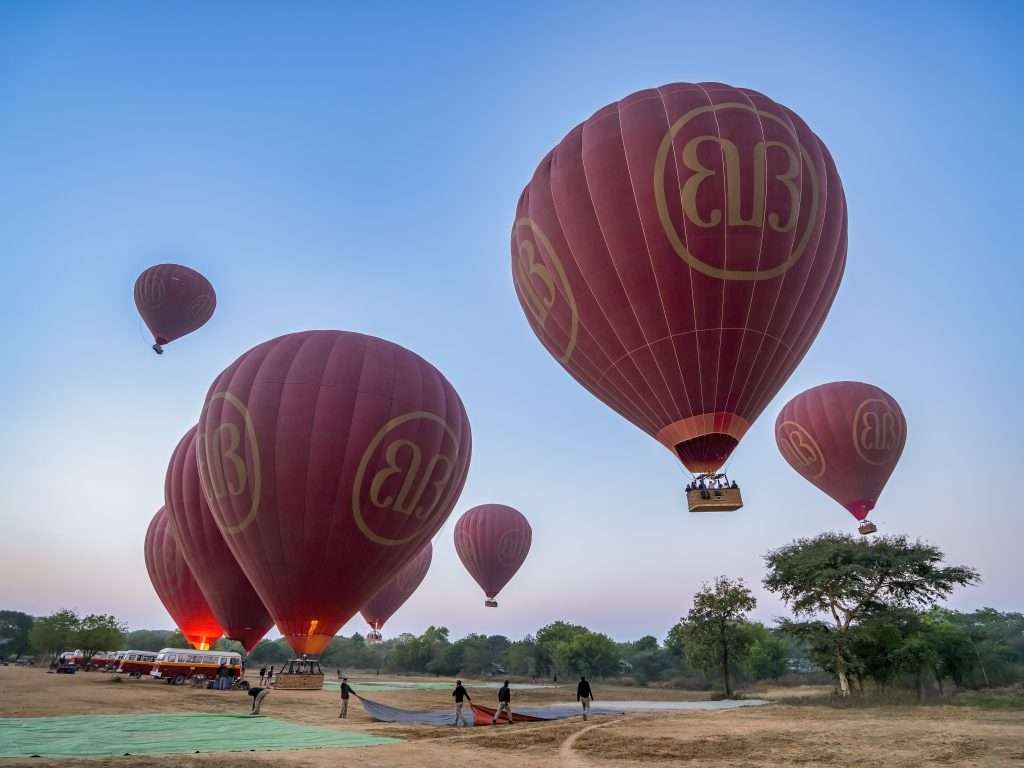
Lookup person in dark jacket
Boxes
[339,676,354,718]
[577,676,594,720]
[259,666,267,686]
[452,680,471,726]
[493,680,513,725]
[248,686,268,714]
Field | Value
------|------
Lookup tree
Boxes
[764,533,979,696]
[0,611,33,660]
[123,629,180,652]
[740,623,792,682]
[675,576,756,697]
[565,631,620,677]
[75,614,127,659]
[29,610,80,658]
[248,638,290,665]
[535,622,589,679]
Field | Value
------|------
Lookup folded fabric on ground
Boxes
[357,695,769,727]
[356,694,623,726]
[0,713,400,758]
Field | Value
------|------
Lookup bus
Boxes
[115,650,158,677]
[149,648,243,685]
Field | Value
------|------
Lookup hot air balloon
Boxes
[144,507,223,650]
[359,542,432,642]
[165,426,274,652]
[775,381,906,534]
[196,330,471,659]
[511,83,847,512]
[454,504,531,607]
[134,264,216,354]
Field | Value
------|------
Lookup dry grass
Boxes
[2,666,1023,767]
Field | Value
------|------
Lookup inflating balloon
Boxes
[360,542,432,641]
[165,426,274,652]
[775,381,906,534]
[454,504,531,607]
[134,264,216,354]
[144,507,223,650]
[196,330,471,656]
[511,83,847,509]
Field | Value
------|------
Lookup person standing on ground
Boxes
[452,680,471,726]
[267,666,274,686]
[259,666,267,686]
[494,680,513,725]
[215,663,228,690]
[248,685,268,715]
[339,676,354,718]
[577,676,594,721]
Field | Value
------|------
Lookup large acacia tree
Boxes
[764,533,978,695]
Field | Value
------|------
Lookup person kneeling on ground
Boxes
[577,676,594,721]
[494,680,513,725]
[248,685,268,715]
[339,676,354,718]
[452,680,471,726]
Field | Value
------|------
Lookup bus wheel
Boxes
[174,675,186,685]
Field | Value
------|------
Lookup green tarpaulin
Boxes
[0,713,400,758]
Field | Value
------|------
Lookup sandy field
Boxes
[1,665,1022,767]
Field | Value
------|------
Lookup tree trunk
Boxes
[970,639,990,688]
[933,666,944,697]
[722,640,732,698]
[834,647,851,696]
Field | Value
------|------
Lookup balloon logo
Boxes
[852,399,904,465]
[776,420,826,479]
[353,411,464,547]
[513,217,578,364]
[196,392,261,534]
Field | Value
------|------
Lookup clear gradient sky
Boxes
[1,2,1021,643]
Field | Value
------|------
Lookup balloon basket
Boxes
[367,630,383,644]
[858,520,878,535]
[152,343,164,355]
[686,474,743,512]
[273,657,324,690]
[485,599,498,608]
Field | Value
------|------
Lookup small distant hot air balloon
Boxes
[775,381,907,534]
[511,83,847,512]
[134,264,216,354]
[144,507,223,650]
[359,542,432,642]
[165,426,274,652]
[455,504,531,607]
[196,330,471,657]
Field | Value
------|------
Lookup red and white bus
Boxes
[57,650,118,671]
[115,651,158,677]
[149,648,243,685]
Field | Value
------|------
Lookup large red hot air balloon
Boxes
[360,542,432,641]
[512,83,846,494]
[165,426,274,652]
[134,264,216,354]
[196,330,471,656]
[454,504,532,607]
[144,507,223,650]
[775,381,906,534]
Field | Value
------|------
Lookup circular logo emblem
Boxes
[512,217,579,364]
[776,420,826,479]
[497,528,528,568]
[352,411,464,547]
[653,102,820,281]
[852,399,903,466]
[135,271,167,309]
[196,391,262,534]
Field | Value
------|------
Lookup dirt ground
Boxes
[1,666,1022,767]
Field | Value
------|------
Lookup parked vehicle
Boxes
[149,648,242,685]
[115,650,158,678]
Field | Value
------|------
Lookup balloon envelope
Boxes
[775,381,906,521]
[165,426,274,652]
[512,82,847,473]
[359,542,432,632]
[134,264,216,351]
[144,507,223,650]
[196,330,471,656]
[454,504,532,602]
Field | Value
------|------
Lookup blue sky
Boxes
[1,1,1021,642]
